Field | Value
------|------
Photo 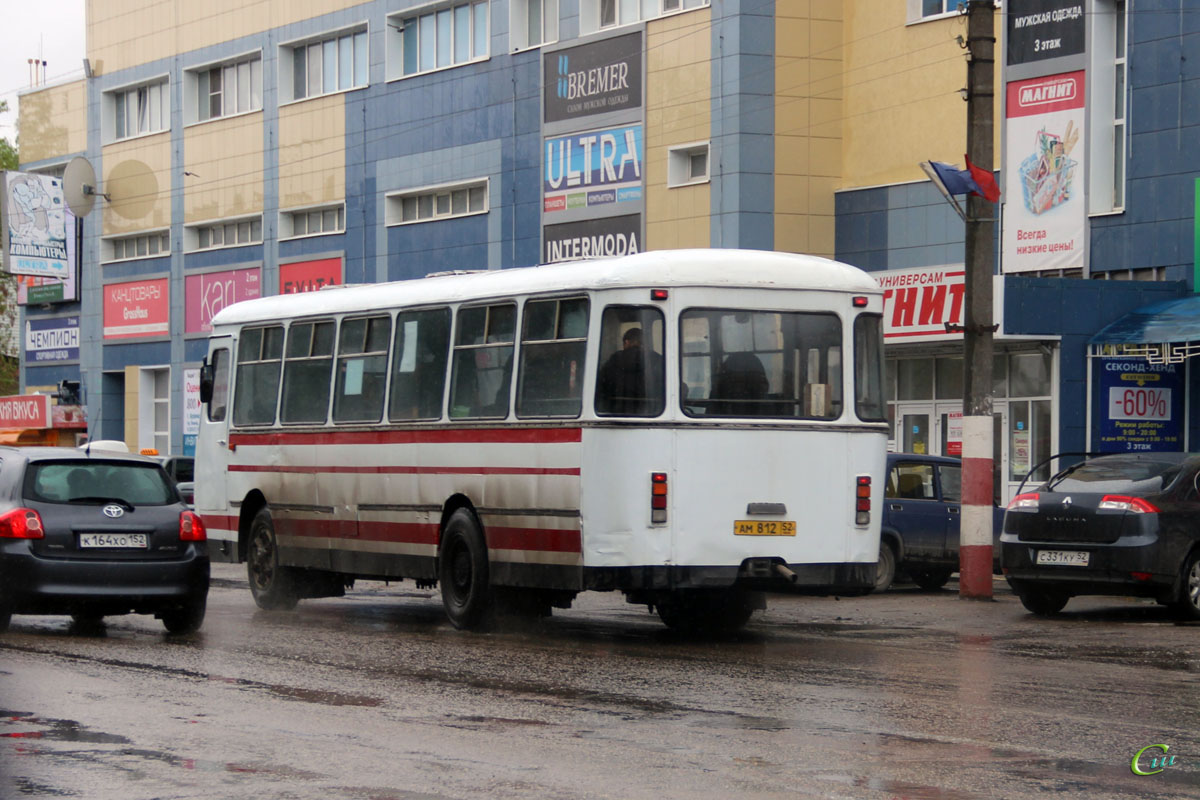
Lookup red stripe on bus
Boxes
[229,428,582,447]
[280,518,578,553]
[357,521,440,545]
[229,465,581,476]
[201,514,239,531]
[486,526,582,554]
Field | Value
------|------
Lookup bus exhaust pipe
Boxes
[775,563,799,584]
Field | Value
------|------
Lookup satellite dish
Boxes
[63,156,107,217]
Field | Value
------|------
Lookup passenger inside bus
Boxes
[596,327,663,415]
[711,352,769,415]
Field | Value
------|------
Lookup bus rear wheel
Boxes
[246,509,300,611]
[439,509,492,630]
[656,588,761,635]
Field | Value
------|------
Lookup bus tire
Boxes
[656,588,759,636]
[246,509,300,611]
[439,509,492,630]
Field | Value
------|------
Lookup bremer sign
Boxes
[544,32,642,124]
[0,394,51,429]
[103,278,169,339]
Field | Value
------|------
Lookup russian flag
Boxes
[964,153,1001,203]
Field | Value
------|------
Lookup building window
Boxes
[188,217,263,252]
[511,0,558,50]
[1088,0,1126,214]
[192,55,262,122]
[667,142,709,187]
[138,367,171,456]
[386,180,488,226]
[595,0,707,30]
[108,80,168,141]
[389,1,489,78]
[104,231,171,262]
[281,205,345,239]
[1112,0,1127,209]
[285,29,368,102]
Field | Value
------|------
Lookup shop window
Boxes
[1010,352,1052,398]
[897,358,933,401]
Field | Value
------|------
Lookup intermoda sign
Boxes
[544,214,641,264]
[544,32,641,124]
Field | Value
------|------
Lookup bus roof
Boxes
[211,249,880,328]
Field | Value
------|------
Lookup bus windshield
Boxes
[680,308,843,419]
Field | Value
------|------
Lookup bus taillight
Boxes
[651,472,668,523]
[855,475,871,526]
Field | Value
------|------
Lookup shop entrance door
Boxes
[895,406,932,456]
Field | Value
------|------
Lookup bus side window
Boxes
[389,308,450,421]
[517,297,588,418]
[281,320,335,424]
[334,315,391,423]
[233,326,284,426]
[450,303,515,419]
[594,306,665,417]
[208,348,230,422]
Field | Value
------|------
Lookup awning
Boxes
[1089,296,1200,345]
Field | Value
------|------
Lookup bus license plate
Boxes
[80,533,148,549]
[734,520,796,537]
[1036,549,1088,566]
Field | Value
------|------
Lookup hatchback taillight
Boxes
[0,508,44,539]
[180,510,207,541]
[1098,495,1159,514]
[1007,492,1040,511]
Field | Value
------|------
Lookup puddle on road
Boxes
[0,711,130,745]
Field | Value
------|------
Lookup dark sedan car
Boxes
[1001,452,1200,617]
[0,447,209,633]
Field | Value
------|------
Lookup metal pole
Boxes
[960,0,996,600]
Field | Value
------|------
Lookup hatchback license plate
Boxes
[79,533,148,549]
[734,520,796,537]
[1036,549,1088,566]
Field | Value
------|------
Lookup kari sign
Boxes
[1006,0,1085,66]
[185,267,261,333]
[280,258,341,294]
[544,214,641,263]
[25,315,79,363]
[1,171,70,279]
[543,125,643,214]
[0,394,50,429]
[544,32,642,124]
[1096,358,1184,453]
[1003,71,1086,273]
[103,278,169,339]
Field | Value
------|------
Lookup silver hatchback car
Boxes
[0,447,209,634]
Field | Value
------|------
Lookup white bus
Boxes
[196,249,888,633]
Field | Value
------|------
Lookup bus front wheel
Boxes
[656,588,761,635]
[246,509,300,611]
[439,509,492,630]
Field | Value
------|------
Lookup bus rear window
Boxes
[680,309,842,420]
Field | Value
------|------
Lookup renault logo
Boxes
[102,505,125,519]
[1061,496,1073,507]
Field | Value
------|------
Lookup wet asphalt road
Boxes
[2,566,1200,800]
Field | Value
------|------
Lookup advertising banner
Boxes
[25,315,80,363]
[183,368,200,456]
[1,172,70,279]
[1096,357,1184,453]
[0,394,51,429]
[1002,70,1086,273]
[876,267,966,341]
[17,209,78,305]
[544,32,641,125]
[280,258,341,294]
[185,267,261,334]
[1006,0,1085,66]
[544,125,643,215]
[543,214,641,263]
[103,278,169,339]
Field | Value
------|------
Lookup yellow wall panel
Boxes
[17,82,87,164]
[278,95,346,210]
[89,0,364,75]
[101,134,174,235]
[645,9,712,251]
[123,365,139,448]
[183,116,264,223]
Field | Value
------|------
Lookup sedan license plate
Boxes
[79,533,148,549]
[1036,549,1089,567]
[734,520,796,537]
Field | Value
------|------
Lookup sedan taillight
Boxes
[179,510,207,541]
[1007,492,1040,511]
[0,508,44,539]
[1098,495,1159,514]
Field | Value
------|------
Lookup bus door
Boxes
[196,335,234,552]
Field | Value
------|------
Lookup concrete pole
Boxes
[960,0,996,600]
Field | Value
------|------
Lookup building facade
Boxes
[13,0,1200,500]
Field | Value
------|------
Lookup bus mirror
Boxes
[199,362,214,405]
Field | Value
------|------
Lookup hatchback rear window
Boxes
[1046,458,1182,495]
[25,461,176,506]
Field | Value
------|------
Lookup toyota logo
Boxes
[1061,496,1073,507]
[102,504,125,519]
